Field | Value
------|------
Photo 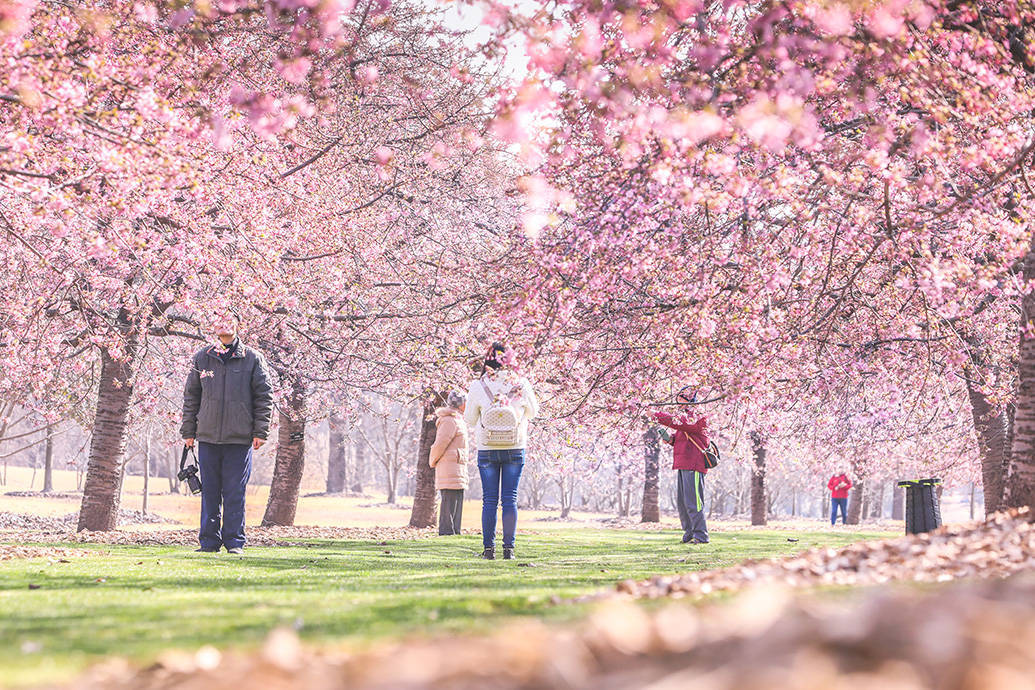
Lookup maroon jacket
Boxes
[828,474,852,499]
[654,412,709,473]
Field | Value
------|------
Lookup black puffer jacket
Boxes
[180,342,274,445]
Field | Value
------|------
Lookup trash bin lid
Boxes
[896,478,941,487]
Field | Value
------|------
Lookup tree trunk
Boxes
[847,478,865,525]
[965,365,1009,515]
[42,425,54,494]
[866,482,884,519]
[892,482,904,520]
[387,466,398,504]
[77,337,138,532]
[262,380,307,526]
[351,428,365,493]
[168,446,179,493]
[559,478,572,518]
[409,393,444,528]
[326,413,348,494]
[1003,403,1015,503]
[750,431,767,526]
[142,430,150,515]
[641,426,661,522]
[1006,239,1035,512]
[616,476,627,517]
[0,404,9,487]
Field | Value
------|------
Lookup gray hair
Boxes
[445,390,466,410]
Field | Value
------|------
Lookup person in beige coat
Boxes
[429,391,469,535]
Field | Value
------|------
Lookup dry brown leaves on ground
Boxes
[0,525,477,548]
[0,510,176,531]
[63,574,1035,690]
[606,508,1035,603]
[0,544,96,561]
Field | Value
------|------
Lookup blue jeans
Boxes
[831,497,848,525]
[478,449,525,549]
[198,442,252,550]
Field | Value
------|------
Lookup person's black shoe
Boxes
[480,547,495,560]
[502,548,514,560]
[226,547,244,554]
[681,533,693,544]
[195,547,219,553]
[690,538,709,545]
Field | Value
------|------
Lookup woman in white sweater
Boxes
[464,343,539,560]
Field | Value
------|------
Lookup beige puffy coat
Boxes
[429,408,469,490]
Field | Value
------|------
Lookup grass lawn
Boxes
[0,527,896,688]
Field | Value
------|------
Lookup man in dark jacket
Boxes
[180,315,273,553]
[654,400,710,545]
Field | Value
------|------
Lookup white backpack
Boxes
[479,378,520,448]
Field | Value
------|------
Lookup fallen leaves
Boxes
[58,574,1035,690]
[1,525,474,550]
[594,508,1035,604]
[0,510,176,531]
[0,544,95,561]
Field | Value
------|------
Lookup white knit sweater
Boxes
[464,371,539,451]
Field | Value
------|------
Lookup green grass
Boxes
[0,528,894,687]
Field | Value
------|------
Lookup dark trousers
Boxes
[477,449,525,549]
[439,489,464,535]
[198,442,252,550]
[831,497,848,525]
[676,469,709,543]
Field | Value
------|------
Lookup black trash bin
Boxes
[896,478,942,535]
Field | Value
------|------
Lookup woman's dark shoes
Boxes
[480,547,495,560]
[195,547,219,553]
[502,548,514,560]
[226,547,244,554]
[681,533,693,544]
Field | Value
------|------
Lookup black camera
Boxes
[179,445,203,495]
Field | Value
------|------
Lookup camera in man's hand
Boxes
[178,463,202,495]
[178,444,203,495]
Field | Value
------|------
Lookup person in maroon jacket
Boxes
[828,471,852,525]
[653,394,710,544]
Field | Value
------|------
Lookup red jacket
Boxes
[828,474,852,499]
[654,412,709,473]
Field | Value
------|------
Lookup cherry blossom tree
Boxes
[3,0,529,530]
[476,0,1035,514]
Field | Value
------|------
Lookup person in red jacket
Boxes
[653,397,710,544]
[828,471,852,525]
